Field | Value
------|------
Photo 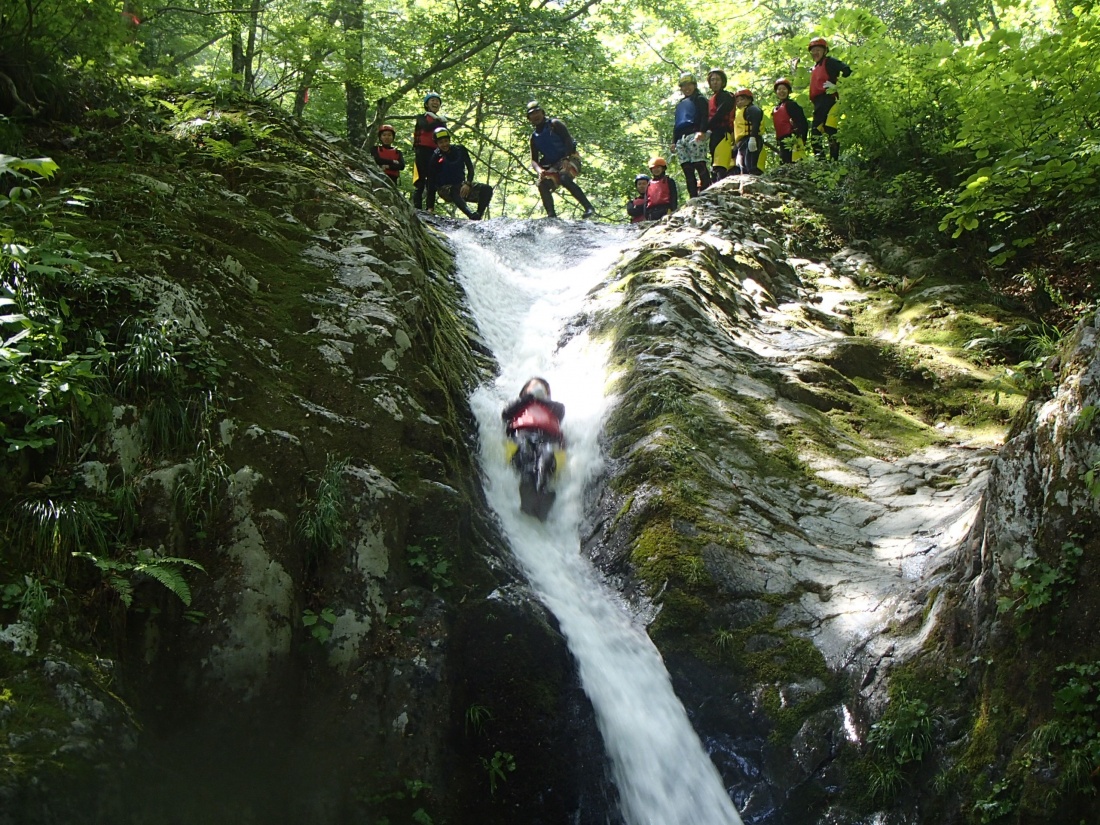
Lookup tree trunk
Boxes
[244,0,263,93]
[231,29,245,90]
[342,0,366,147]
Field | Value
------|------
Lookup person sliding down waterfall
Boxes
[526,101,596,220]
[502,377,566,521]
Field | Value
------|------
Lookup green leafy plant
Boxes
[173,438,231,535]
[465,703,492,736]
[1,575,55,625]
[867,692,938,768]
[480,750,515,797]
[296,455,350,559]
[302,607,338,643]
[407,540,452,591]
[997,538,1084,635]
[9,495,110,579]
[73,547,206,607]
[1028,661,1100,796]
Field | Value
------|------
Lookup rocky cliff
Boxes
[3,87,1097,825]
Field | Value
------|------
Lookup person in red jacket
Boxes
[502,377,565,513]
[412,92,447,208]
[370,124,406,183]
[807,37,852,161]
[644,157,678,221]
[771,78,809,165]
[627,174,649,223]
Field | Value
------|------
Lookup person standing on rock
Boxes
[412,92,447,209]
[731,88,764,175]
[371,124,406,183]
[807,37,852,161]
[671,73,712,198]
[425,128,494,220]
[643,157,678,221]
[771,78,808,165]
[627,174,649,223]
[526,101,596,220]
[705,68,735,182]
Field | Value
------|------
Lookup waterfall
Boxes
[451,220,745,825]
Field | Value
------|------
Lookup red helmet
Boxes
[378,123,396,135]
[808,37,828,52]
[773,78,792,92]
[735,89,754,101]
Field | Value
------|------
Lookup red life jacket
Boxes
[646,176,671,209]
[810,60,830,100]
[510,401,562,438]
[375,145,401,179]
[772,102,794,138]
[414,114,444,148]
[630,196,645,223]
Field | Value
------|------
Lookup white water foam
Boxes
[450,219,744,825]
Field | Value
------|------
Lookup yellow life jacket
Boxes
[732,107,749,141]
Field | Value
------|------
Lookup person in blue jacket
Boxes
[527,101,596,220]
[671,73,712,198]
[425,128,493,220]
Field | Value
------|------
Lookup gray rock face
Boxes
[584,179,1002,819]
[958,312,1100,625]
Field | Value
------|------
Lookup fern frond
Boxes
[137,564,193,606]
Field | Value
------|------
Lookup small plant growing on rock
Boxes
[465,703,492,736]
[481,750,515,797]
[997,537,1083,635]
[301,607,338,643]
[296,455,350,560]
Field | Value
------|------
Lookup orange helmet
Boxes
[773,78,792,92]
[808,37,828,52]
[378,123,396,135]
[735,89,754,101]
[648,156,667,168]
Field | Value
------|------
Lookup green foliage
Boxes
[73,547,206,607]
[407,540,452,591]
[1028,661,1100,795]
[301,607,339,643]
[867,692,938,767]
[465,703,492,736]
[173,439,231,535]
[9,496,110,580]
[1,155,113,457]
[997,538,1084,635]
[480,750,515,797]
[296,456,350,560]
[1,576,55,626]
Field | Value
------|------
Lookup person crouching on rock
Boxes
[643,157,678,221]
[627,174,649,223]
[425,127,494,220]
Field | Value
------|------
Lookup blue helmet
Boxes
[423,92,441,108]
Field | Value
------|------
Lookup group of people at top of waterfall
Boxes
[370,93,595,221]
[629,38,851,224]
[369,36,850,224]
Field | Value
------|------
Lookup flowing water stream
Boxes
[450,220,744,825]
